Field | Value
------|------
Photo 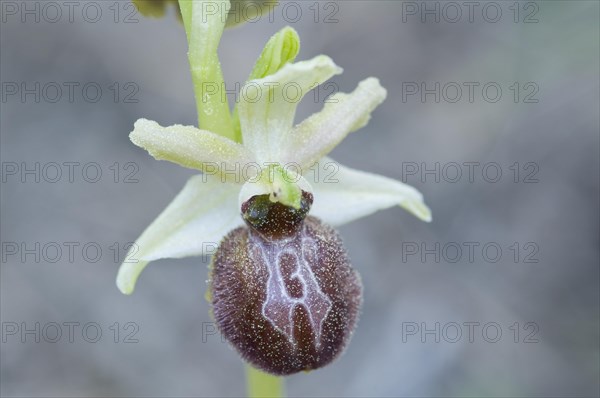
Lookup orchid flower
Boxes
[116,42,431,295]
[117,0,433,386]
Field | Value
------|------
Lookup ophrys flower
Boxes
[116,23,431,376]
[116,52,431,294]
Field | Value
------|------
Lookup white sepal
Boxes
[130,118,255,182]
[307,158,432,226]
[116,174,243,294]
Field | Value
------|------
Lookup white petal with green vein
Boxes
[116,174,242,294]
[238,55,343,163]
[130,119,255,182]
[307,158,432,226]
[281,78,387,168]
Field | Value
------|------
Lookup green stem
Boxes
[179,0,236,141]
[179,2,285,396]
[246,365,284,398]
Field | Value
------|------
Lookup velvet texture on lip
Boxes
[210,192,363,375]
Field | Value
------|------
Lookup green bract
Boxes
[226,0,279,28]
[132,0,277,26]
[132,0,181,18]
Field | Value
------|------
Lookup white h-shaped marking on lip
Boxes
[255,234,332,347]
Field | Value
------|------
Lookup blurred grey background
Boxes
[1,1,598,397]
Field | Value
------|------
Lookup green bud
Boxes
[226,0,279,27]
[132,0,181,19]
[132,0,278,27]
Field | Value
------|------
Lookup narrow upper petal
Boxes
[116,174,243,294]
[281,78,387,169]
[238,55,343,163]
[130,119,255,182]
[306,158,432,226]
